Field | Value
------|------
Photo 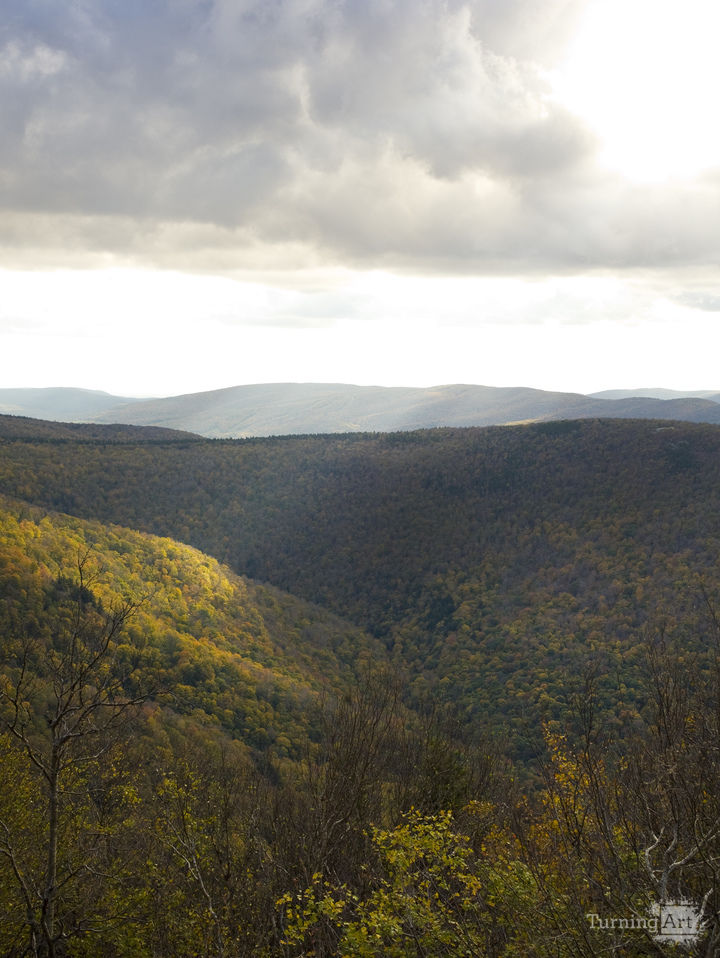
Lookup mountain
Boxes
[3,416,720,746]
[0,494,379,758]
[0,386,143,420]
[4,382,720,436]
[589,387,720,401]
[90,383,720,435]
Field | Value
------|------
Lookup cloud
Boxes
[1,0,719,277]
[670,289,720,313]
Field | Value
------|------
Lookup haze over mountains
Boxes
[2,383,720,437]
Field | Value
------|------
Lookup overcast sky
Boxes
[2,0,720,396]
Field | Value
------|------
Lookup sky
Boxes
[2,0,720,397]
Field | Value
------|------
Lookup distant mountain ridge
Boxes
[589,388,720,401]
[0,386,145,420]
[3,383,720,437]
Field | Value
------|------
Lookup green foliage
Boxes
[3,420,720,741]
[279,806,538,957]
[0,497,381,760]
[4,419,720,953]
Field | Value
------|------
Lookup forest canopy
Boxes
[2,418,720,954]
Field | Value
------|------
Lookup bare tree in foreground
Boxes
[0,555,146,957]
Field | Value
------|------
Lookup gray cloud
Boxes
[1,0,718,275]
[671,290,720,313]
[466,0,586,61]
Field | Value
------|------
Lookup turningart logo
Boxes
[587,899,705,947]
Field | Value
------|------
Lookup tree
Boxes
[0,555,146,957]
[145,732,267,958]
[278,805,537,958]
[519,629,720,957]
[273,667,402,892]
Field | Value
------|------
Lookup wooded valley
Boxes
[1,416,720,955]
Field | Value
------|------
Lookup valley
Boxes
[2,414,720,955]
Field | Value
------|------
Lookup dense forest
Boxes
[2,416,720,955]
[2,418,720,741]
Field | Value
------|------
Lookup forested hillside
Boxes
[3,418,720,954]
[2,418,720,743]
[0,414,198,442]
[0,496,379,758]
[0,499,404,955]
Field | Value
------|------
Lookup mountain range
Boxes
[2,383,720,436]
